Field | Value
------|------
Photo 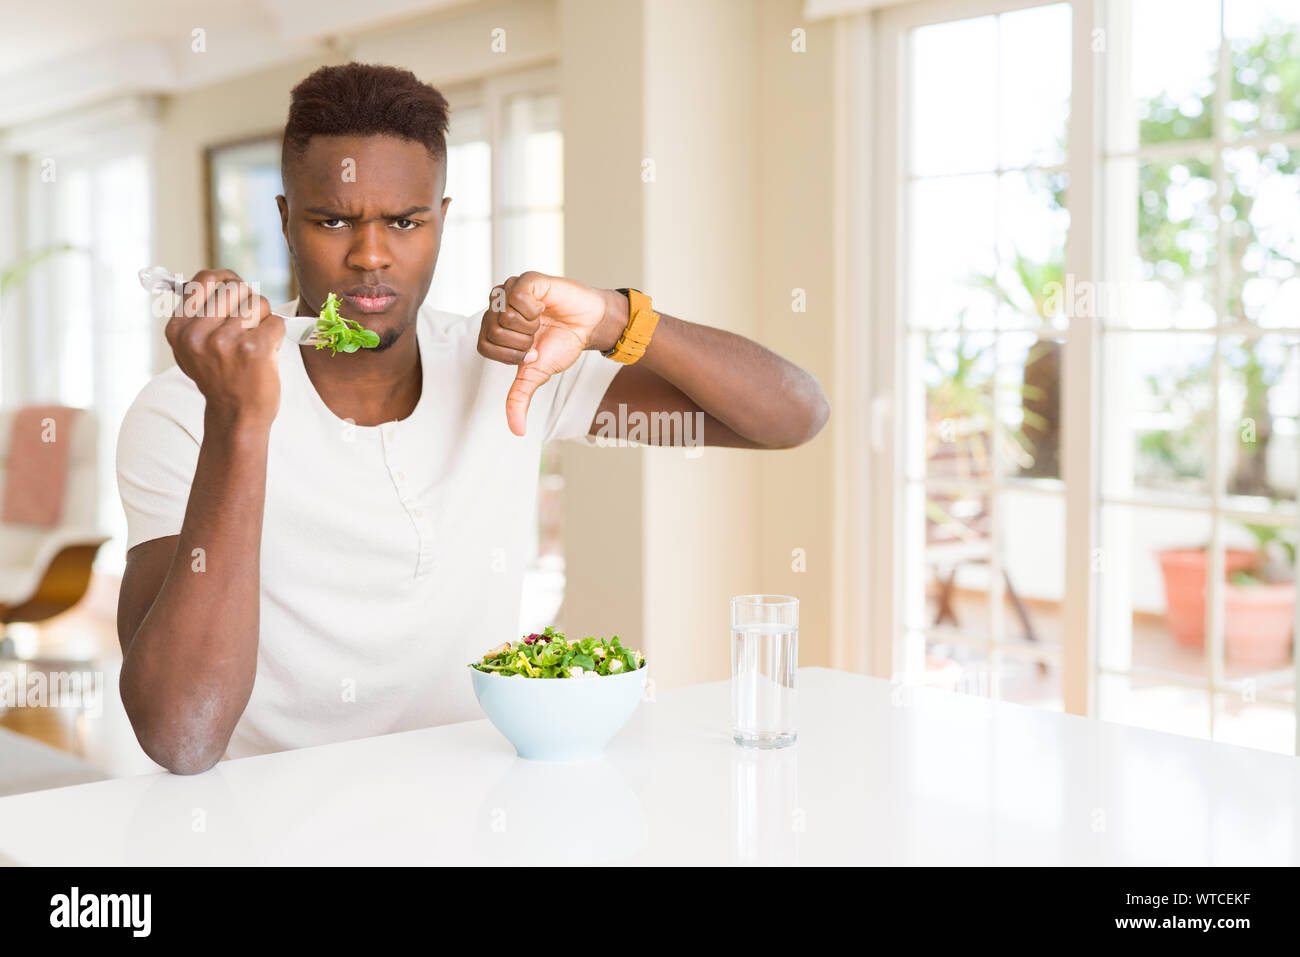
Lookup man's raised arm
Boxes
[116,270,284,774]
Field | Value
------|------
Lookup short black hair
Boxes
[281,62,451,178]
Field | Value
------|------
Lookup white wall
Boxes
[752,0,837,670]
[640,0,759,688]
[559,0,839,688]
[558,0,648,659]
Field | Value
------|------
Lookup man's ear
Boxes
[441,195,452,219]
[276,195,289,238]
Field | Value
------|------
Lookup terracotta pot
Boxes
[1156,548,1258,647]
[1224,582,1296,669]
[1157,548,1295,666]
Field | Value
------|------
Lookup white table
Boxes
[0,667,1296,865]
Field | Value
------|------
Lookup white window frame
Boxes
[439,64,560,285]
[837,0,1300,753]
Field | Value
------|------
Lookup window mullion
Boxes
[487,83,505,283]
[1062,0,1102,717]
[1205,0,1234,737]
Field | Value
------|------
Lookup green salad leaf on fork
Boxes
[313,292,381,354]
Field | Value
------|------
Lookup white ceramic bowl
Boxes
[469,665,648,761]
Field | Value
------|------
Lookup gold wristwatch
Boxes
[600,288,660,364]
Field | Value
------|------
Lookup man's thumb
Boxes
[506,363,551,437]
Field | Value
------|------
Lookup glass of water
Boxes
[730,595,798,748]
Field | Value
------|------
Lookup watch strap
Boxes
[601,288,659,364]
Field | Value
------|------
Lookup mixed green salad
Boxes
[313,292,381,354]
[470,626,646,678]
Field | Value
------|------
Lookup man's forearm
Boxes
[593,291,830,448]
[120,413,270,772]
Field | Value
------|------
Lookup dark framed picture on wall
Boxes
[204,131,295,306]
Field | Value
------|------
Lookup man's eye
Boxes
[318,219,347,229]
[391,219,421,230]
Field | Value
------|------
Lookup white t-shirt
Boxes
[116,299,622,760]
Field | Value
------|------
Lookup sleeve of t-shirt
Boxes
[541,348,623,445]
[115,368,206,553]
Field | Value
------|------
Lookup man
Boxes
[116,62,829,774]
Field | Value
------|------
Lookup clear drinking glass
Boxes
[730,595,799,748]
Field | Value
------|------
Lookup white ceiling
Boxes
[0,0,479,129]
[0,0,266,77]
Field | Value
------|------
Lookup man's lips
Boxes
[342,290,398,313]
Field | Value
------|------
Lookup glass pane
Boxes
[1101,332,1215,500]
[53,166,92,409]
[1214,694,1296,755]
[1219,502,1295,685]
[208,138,291,306]
[1102,154,1218,329]
[910,16,997,177]
[914,489,1069,659]
[1220,335,1300,512]
[428,134,490,315]
[1146,155,1216,325]
[427,217,491,316]
[989,171,1070,331]
[1124,0,1221,149]
[500,92,562,210]
[1220,540,1296,681]
[923,640,995,697]
[92,155,153,573]
[1223,145,1300,327]
[489,92,567,635]
[997,333,1062,480]
[997,3,1072,168]
[1097,504,1212,676]
[920,485,993,642]
[499,210,563,281]
[908,176,998,329]
[995,652,1063,711]
[538,444,565,559]
[445,139,490,219]
[1225,0,1300,139]
[997,490,1065,651]
[924,332,995,480]
[1098,673,1211,740]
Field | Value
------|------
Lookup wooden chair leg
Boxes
[933,567,959,627]
[1003,570,1048,674]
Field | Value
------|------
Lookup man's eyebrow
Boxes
[304,205,434,218]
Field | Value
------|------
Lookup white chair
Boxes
[0,407,109,662]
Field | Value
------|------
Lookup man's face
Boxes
[276,134,452,350]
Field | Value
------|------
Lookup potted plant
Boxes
[1224,523,1295,669]
[1157,520,1295,668]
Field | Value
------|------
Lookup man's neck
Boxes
[298,319,422,427]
